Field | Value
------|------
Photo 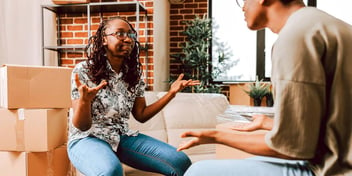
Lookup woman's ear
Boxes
[259,0,265,5]
[103,36,108,45]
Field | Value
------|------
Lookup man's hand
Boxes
[230,114,273,131]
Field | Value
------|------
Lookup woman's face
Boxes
[103,19,135,59]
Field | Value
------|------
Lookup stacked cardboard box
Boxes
[0,65,73,176]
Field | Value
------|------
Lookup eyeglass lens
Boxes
[236,0,245,8]
[112,31,137,40]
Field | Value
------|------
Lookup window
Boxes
[317,1,352,25]
[211,0,257,82]
[210,0,312,82]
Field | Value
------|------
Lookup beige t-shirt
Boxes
[265,7,352,176]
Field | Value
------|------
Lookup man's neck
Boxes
[266,1,305,33]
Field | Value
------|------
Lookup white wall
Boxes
[0,0,56,66]
[152,0,170,91]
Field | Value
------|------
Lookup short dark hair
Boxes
[280,0,299,5]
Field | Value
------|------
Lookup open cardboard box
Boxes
[0,64,72,109]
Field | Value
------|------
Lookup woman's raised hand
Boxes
[75,73,107,102]
[169,73,200,94]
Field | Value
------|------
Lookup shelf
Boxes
[41,1,148,66]
[44,45,86,51]
[42,2,147,14]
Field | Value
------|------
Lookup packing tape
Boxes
[15,109,25,151]
[18,108,25,120]
[46,150,54,176]
[0,67,5,107]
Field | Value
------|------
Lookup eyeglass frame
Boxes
[104,31,137,40]
[236,0,246,8]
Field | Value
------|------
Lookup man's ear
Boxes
[260,0,274,6]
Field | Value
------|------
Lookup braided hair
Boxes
[84,17,142,92]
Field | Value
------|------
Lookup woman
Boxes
[68,17,198,176]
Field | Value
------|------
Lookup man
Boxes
[177,0,352,175]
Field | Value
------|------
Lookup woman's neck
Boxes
[107,57,124,73]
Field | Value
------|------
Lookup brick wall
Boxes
[169,0,230,98]
[58,0,210,91]
[169,0,208,78]
[58,0,154,89]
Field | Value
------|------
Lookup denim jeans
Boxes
[68,134,191,176]
[184,156,315,176]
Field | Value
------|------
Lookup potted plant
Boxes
[171,14,234,93]
[243,76,270,106]
[264,83,274,107]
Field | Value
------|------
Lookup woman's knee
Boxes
[171,152,192,175]
[81,160,123,176]
[96,164,123,176]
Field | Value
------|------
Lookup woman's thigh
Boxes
[117,133,192,176]
[184,156,315,176]
[67,136,123,176]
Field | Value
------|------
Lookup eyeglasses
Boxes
[105,31,137,40]
[236,0,246,8]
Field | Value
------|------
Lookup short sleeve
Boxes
[265,80,325,159]
[71,67,80,100]
[266,9,327,159]
[134,76,146,97]
[71,62,91,100]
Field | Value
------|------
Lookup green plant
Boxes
[171,14,234,93]
[243,76,270,100]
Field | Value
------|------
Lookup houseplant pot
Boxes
[265,92,274,107]
[243,76,270,107]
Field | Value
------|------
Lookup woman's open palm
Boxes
[75,73,107,102]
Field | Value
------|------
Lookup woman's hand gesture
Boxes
[74,73,107,103]
[169,73,200,94]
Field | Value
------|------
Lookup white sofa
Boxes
[124,91,229,176]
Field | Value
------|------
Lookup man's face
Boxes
[240,0,267,30]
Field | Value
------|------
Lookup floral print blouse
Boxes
[68,60,146,151]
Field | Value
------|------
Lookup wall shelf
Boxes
[41,1,148,66]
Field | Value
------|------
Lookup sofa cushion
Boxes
[127,91,167,142]
[158,92,229,156]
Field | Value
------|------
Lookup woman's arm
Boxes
[132,74,199,123]
[71,74,107,131]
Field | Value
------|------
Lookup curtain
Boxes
[0,0,56,66]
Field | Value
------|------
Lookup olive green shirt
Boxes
[265,7,352,176]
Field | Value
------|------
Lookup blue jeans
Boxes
[184,156,315,176]
[68,134,191,176]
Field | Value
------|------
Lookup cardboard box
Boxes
[0,145,70,176]
[52,0,89,4]
[0,64,72,109]
[0,108,68,152]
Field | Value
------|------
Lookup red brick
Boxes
[67,39,84,44]
[74,18,88,24]
[67,25,83,31]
